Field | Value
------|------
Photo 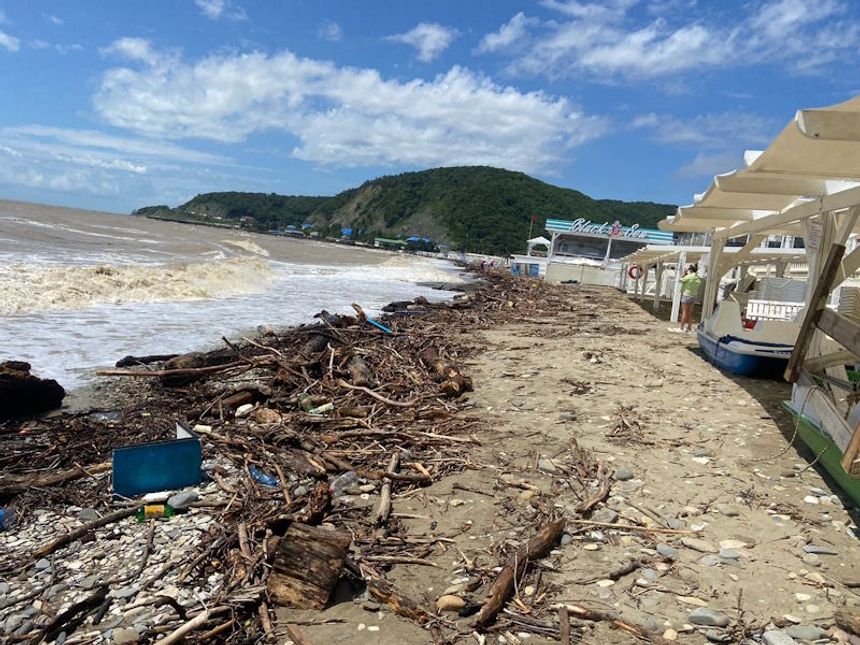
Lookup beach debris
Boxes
[267,522,351,609]
[0,508,12,531]
[0,360,65,419]
[436,594,466,611]
[111,427,202,498]
[473,517,565,629]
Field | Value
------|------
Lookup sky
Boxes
[0,0,858,214]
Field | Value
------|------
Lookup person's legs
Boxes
[680,302,692,331]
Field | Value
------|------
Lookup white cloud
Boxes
[476,12,537,53]
[44,13,63,25]
[318,21,342,42]
[194,0,245,21]
[386,22,458,62]
[100,37,167,66]
[632,112,775,149]
[0,30,20,52]
[677,151,744,178]
[30,40,83,53]
[94,41,606,173]
[483,0,855,80]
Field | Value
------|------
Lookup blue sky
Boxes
[0,0,857,213]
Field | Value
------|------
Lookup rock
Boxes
[253,407,281,424]
[362,601,381,612]
[167,490,199,511]
[802,544,838,555]
[719,538,753,549]
[678,596,708,607]
[794,592,812,602]
[0,582,9,594]
[663,629,678,640]
[77,508,100,522]
[681,537,718,554]
[704,630,732,643]
[34,558,51,571]
[614,467,634,481]
[803,496,820,505]
[691,456,711,465]
[235,403,254,418]
[804,604,819,614]
[112,627,140,644]
[697,555,720,567]
[688,608,730,627]
[803,572,826,584]
[561,533,573,546]
[78,575,100,590]
[113,586,137,600]
[719,548,741,560]
[717,505,741,517]
[691,447,714,458]
[435,595,465,612]
[666,518,686,530]
[293,485,309,498]
[657,544,678,559]
[591,509,618,524]
[785,625,827,641]
[763,630,798,645]
[640,568,659,582]
[0,361,65,419]
[801,554,821,567]
[595,579,615,588]
[537,457,558,474]
[582,543,599,551]
[517,489,536,505]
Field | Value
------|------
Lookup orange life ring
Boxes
[628,264,644,280]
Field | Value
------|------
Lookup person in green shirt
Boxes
[671,264,702,333]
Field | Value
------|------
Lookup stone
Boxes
[719,548,741,560]
[794,593,812,602]
[657,544,678,559]
[717,506,741,517]
[0,582,9,594]
[235,403,254,418]
[582,543,599,551]
[113,627,140,644]
[663,629,678,641]
[802,544,838,555]
[435,595,465,612]
[614,467,634,481]
[691,457,711,465]
[666,518,686,530]
[688,608,730,627]
[293,485,309,497]
[698,555,720,567]
[0,361,65,419]
[804,605,819,614]
[560,533,573,546]
[34,558,51,571]
[591,509,618,524]
[785,625,827,641]
[681,537,718,554]
[517,489,536,505]
[253,407,281,424]
[801,554,821,567]
[167,490,199,511]
[691,447,714,458]
[78,575,100,590]
[595,579,615,588]
[704,630,732,643]
[803,572,826,584]
[782,614,802,624]
[113,586,137,600]
[803,496,820,505]
[77,508,100,522]
[678,596,708,607]
[640,568,659,582]
[763,630,798,645]
[362,601,381,612]
[537,457,558,474]
[719,538,752,549]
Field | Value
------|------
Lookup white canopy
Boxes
[660,95,860,236]
[526,236,552,246]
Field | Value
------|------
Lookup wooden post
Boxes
[703,238,726,319]
[784,242,847,383]
[670,251,686,323]
[653,262,664,312]
[267,522,352,609]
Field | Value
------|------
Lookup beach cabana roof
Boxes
[660,95,860,236]
[527,236,552,246]
[619,245,805,268]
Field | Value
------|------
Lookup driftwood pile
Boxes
[0,271,597,643]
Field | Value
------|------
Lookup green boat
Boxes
[782,401,860,507]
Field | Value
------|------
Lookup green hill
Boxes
[133,166,675,255]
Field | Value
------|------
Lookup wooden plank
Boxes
[840,422,860,475]
[784,243,847,383]
[818,308,860,358]
[804,348,859,372]
[795,372,855,453]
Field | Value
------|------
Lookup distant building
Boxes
[374,237,408,250]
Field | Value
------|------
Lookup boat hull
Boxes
[697,327,791,378]
[782,402,860,507]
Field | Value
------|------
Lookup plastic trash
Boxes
[136,503,175,521]
[248,465,279,488]
[298,393,314,412]
[309,402,334,415]
[329,471,360,496]
[367,318,394,334]
[0,508,12,531]
[112,424,201,498]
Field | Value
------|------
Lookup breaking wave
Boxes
[0,257,273,315]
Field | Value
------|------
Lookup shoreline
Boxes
[1,274,859,644]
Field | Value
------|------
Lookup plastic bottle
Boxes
[329,471,360,496]
[0,508,12,531]
[135,504,175,522]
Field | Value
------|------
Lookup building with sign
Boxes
[511,217,675,284]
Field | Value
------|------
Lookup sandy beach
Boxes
[1,275,859,644]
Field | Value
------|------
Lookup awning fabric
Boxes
[660,95,860,235]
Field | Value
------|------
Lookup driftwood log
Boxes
[473,518,566,629]
[836,609,860,636]
[0,462,110,496]
[347,356,375,387]
[366,577,433,624]
[418,347,473,398]
[267,522,351,609]
[115,353,179,367]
